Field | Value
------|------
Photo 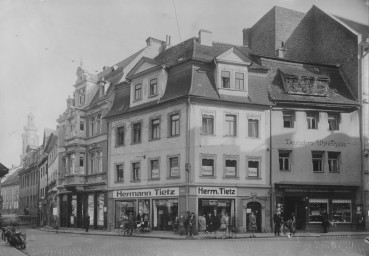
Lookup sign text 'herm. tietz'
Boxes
[197,187,237,196]
[113,187,179,198]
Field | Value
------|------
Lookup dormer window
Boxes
[235,72,244,90]
[134,83,142,101]
[149,78,158,96]
[221,71,230,88]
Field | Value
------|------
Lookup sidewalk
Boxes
[0,242,26,256]
[39,226,369,240]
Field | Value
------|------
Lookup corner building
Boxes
[106,30,273,233]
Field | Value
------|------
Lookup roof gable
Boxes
[126,57,162,79]
[215,47,252,65]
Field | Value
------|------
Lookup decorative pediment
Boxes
[215,47,252,65]
[279,68,330,96]
[126,57,162,79]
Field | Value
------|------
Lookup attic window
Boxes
[283,75,329,96]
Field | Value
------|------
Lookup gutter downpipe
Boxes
[185,97,191,213]
[269,105,273,233]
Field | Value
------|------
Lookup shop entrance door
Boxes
[246,202,261,232]
[284,196,306,230]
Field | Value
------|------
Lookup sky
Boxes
[0,0,368,168]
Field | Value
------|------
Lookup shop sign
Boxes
[197,187,237,196]
[86,185,106,191]
[201,166,213,176]
[152,169,159,179]
[113,187,179,198]
[285,138,349,148]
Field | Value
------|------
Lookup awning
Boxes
[275,183,358,191]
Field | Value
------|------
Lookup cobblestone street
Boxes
[0,229,367,256]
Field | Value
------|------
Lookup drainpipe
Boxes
[269,106,273,233]
[185,97,191,213]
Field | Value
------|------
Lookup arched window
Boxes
[97,113,102,135]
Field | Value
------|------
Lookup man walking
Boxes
[273,211,281,236]
[84,214,90,232]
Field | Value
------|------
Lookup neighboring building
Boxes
[246,5,366,231]
[39,129,58,227]
[105,30,273,233]
[56,37,169,229]
[1,165,21,215]
[0,163,10,215]
[262,56,360,232]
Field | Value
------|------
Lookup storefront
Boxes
[112,187,179,231]
[275,184,361,232]
[59,186,107,229]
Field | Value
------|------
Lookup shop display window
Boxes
[88,194,94,225]
[332,200,351,223]
[152,199,178,231]
[115,200,136,228]
[309,199,328,223]
[198,199,235,228]
[97,194,104,226]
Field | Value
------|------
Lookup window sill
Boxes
[313,171,324,173]
[166,176,180,180]
[279,170,291,172]
[131,142,142,145]
[148,178,160,181]
[148,94,159,98]
[199,176,217,179]
[168,134,180,138]
[133,99,142,102]
[149,138,161,142]
[223,176,240,180]
[219,87,246,92]
[114,181,124,183]
[115,144,125,148]
[130,180,141,183]
[223,135,237,138]
[329,171,340,174]
[246,177,261,180]
[200,133,215,136]
[247,136,260,139]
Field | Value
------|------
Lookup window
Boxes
[332,200,351,223]
[248,119,259,138]
[79,156,84,167]
[151,118,160,140]
[134,83,142,100]
[90,153,95,174]
[328,113,339,131]
[312,151,324,173]
[97,152,103,173]
[328,152,340,173]
[169,156,179,178]
[247,158,260,178]
[309,199,328,223]
[221,71,230,88]
[90,117,95,136]
[96,114,102,134]
[235,72,244,90]
[279,150,291,171]
[224,158,237,177]
[150,159,160,179]
[79,89,85,104]
[202,114,214,135]
[80,121,85,131]
[132,162,141,181]
[149,78,158,96]
[307,112,318,129]
[201,155,216,177]
[283,111,294,128]
[116,126,125,146]
[132,122,142,144]
[116,164,124,182]
[169,113,180,136]
[225,114,237,136]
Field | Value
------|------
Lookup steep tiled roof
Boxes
[0,163,9,177]
[262,58,358,107]
[104,82,131,118]
[334,16,369,40]
[1,167,20,186]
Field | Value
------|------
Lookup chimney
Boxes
[276,41,286,58]
[164,35,172,50]
[198,29,212,46]
[146,37,164,47]
[242,28,251,47]
[99,78,107,97]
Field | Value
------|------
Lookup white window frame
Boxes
[200,154,217,178]
[131,161,141,182]
[149,157,160,180]
[115,163,124,183]
[223,155,239,178]
[246,156,261,179]
[283,111,295,128]
[312,151,324,173]
[224,113,238,137]
[279,150,291,171]
[167,155,180,179]
[328,151,341,173]
[247,114,260,138]
[201,111,215,135]
[306,112,319,129]
[328,113,340,131]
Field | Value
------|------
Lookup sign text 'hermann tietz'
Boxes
[113,187,179,198]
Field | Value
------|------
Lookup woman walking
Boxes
[248,212,256,238]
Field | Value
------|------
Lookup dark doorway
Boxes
[284,196,306,230]
[246,202,262,232]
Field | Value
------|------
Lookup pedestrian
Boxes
[289,213,296,236]
[248,211,256,238]
[212,209,220,239]
[128,212,134,236]
[198,213,207,239]
[206,212,213,238]
[84,214,90,232]
[187,212,196,238]
[219,212,228,239]
[184,211,191,236]
[321,211,329,233]
[173,216,179,233]
[273,211,281,236]
[178,215,186,235]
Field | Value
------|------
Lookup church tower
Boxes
[21,113,39,160]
